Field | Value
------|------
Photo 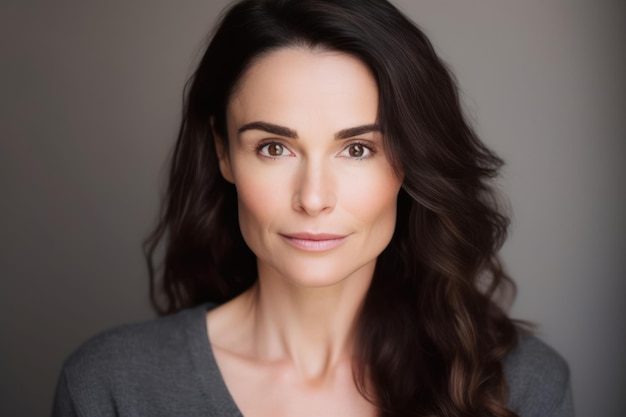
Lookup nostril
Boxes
[292,164,336,215]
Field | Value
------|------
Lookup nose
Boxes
[292,158,336,216]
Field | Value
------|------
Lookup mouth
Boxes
[280,232,348,251]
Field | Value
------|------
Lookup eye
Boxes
[340,142,373,159]
[258,142,291,157]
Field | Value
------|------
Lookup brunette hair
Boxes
[144,0,520,415]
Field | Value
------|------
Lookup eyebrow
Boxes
[237,121,381,140]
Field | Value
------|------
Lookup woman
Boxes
[53,0,573,416]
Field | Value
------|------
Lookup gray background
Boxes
[1,0,624,416]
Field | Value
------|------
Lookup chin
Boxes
[286,274,351,289]
[268,258,377,290]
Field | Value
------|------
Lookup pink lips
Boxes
[280,232,348,251]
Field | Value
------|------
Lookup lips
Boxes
[280,232,348,251]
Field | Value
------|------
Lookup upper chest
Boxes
[211,345,378,417]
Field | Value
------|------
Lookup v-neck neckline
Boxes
[185,303,245,417]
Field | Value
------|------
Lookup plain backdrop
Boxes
[1,1,624,416]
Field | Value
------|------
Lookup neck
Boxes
[241,260,374,382]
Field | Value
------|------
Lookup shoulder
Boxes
[504,333,574,417]
[54,304,214,416]
[63,306,198,376]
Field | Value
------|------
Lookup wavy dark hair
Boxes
[144,0,521,415]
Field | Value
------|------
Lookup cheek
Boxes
[341,167,402,227]
[231,163,287,237]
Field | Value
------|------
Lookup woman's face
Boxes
[218,47,402,288]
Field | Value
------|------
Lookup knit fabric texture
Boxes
[52,303,574,417]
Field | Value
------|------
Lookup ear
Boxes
[212,118,235,184]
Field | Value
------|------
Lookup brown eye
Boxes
[349,144,364,158]
[339,142,373,159]
[259,142,287,157]
[268,143,283,156]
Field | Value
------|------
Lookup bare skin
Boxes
[207,47,401,417]
[207,284,375,417]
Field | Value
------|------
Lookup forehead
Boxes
[227,47,379,130]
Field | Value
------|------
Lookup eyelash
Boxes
[255,140,294,159]
[341,140,377,160]
[255,140,377,160]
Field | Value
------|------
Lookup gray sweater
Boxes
[52,303,574,416]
